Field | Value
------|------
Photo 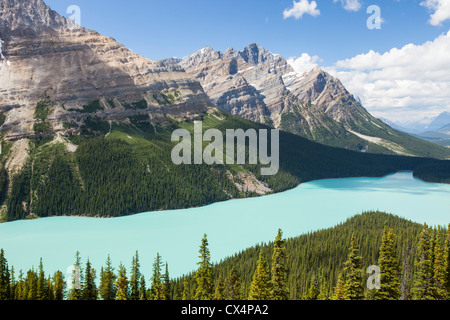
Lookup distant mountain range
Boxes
[382,112,450,147]
[170,44,450,158]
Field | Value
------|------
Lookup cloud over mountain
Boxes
[324,30,450,122]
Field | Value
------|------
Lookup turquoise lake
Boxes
[0,171,449,279]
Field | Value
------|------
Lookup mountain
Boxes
[418,123,450,147]
[0,0,449,222]
[179,44,450,159]
[0,0,212,140]
[426,111,450,132]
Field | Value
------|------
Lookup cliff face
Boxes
[180,43,370,129]
[179,44,450,158]
[0,0,213,139]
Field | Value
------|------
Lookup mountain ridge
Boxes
[178,44,450,159]
[0,0,213,142]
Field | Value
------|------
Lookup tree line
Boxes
[0,214,449,300]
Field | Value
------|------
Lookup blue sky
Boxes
[45,0,449,63]
[44,0,450,123]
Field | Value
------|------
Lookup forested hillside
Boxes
[1,109,449,222]
[0,212,448,300]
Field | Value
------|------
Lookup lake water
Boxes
[0,172,448,279]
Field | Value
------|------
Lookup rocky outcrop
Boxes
[180,43,373,129]
[0,0,213,139]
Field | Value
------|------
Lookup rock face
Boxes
[0,0,213,139]
[179,43,376,130]
[179,44,450,158]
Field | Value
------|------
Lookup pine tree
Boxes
[375,224,401,300]
[46,276,55,300]
[304,277,319,300]
[343,235,364,300]
[317,274,329,300]
[10,267,16,301]
[271,229,289,300]
[412,224,434,300]
[0,249,11,300]
[130,251,141,300]
[432,228,446,299]
[150,253,164,300]
[67,251,83,300]
[194,234,213,300]
[115,263,129,300]
[214,273,225,300]
[26,268,37,300]
[224,267,241,300]
[16,270,25,300]
[139,275,147,300]
[163,263,171,300]
[248,252,271,300]
[444,224,450,297]
[99,255,117,300]
[52,271,65,300]
[36,258,48,300]
[83,259,98,300]
[332,274,347,300]
[182,278,189,300]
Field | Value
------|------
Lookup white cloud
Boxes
[287,53,321,74]
[421,0,450,26]
[325,30,450,122]
[283,0,320,19]
[333,0,362,12]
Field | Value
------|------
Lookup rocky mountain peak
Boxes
[0,0,214,141]
[238,43,274,65]
[223,46,238,59]
[181,46,222,68]
[0,0,70,35]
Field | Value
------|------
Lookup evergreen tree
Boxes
[16,270,25,300]
[0,249,11,300]
[214,273,225,300]
[99,255,117,300]
[52,271,65,300]
[26,269,37,300]
[224,267,241,300]
[129,251,141,300]
[317,274,329,300]
[150,253,164,300]
[182,278,189,300]
[271,229,289,300]
[432,228,446,299]
[332,274,347,300]
[67,251,83,300]
[83,259,98,300]
[115,263,129,300]
[163,263,171,300]
[375,224,401,300]
[444,224,450,297]
[194,234,213,300]
[343,235,364,300]
[37,258,48,300]
[248,252,271,300]
[9,267,16,301]
[412,224,434,300]
[46,276,55,300]
[304,277,319,300]
[139,275,147,300]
